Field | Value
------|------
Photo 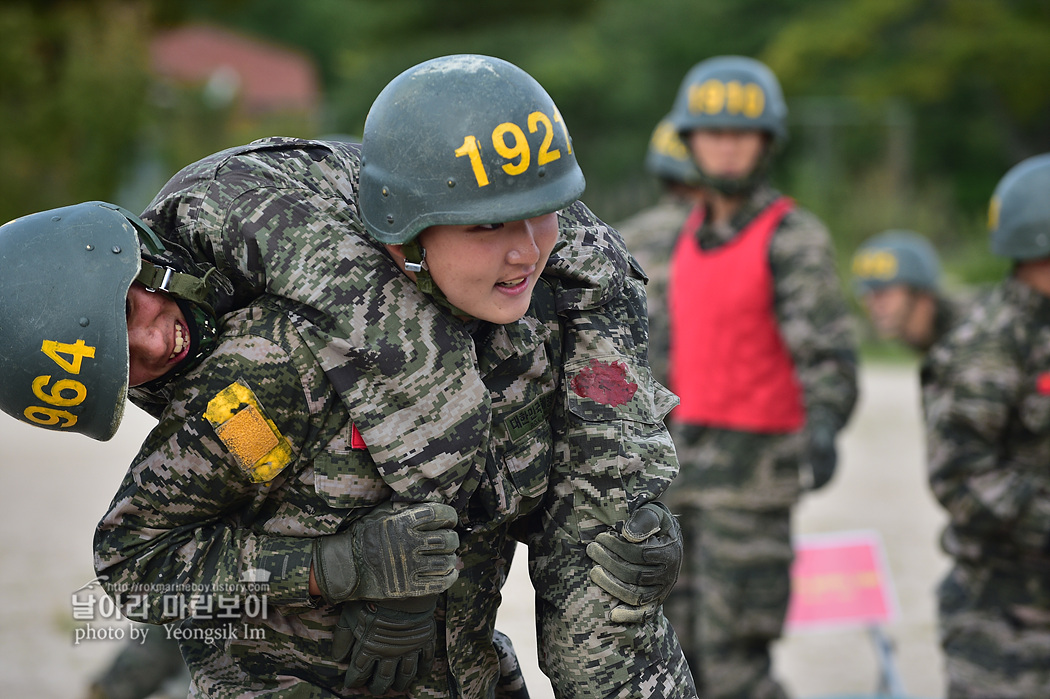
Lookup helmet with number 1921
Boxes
[359,54,587,246]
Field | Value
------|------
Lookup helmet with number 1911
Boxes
[359,54,587,245]
[669,55,788,144]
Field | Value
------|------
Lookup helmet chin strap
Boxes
[135,259,220,315]
[401,238,471,318]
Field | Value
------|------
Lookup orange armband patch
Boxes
[204,379,293,483]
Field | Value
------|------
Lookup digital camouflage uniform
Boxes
[95,137,696,698]
[631,184,859,698]
[613,195,694,390]
[923,293,969,355]
[921,276,1050,699]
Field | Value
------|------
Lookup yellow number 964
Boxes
[23,339,95,429]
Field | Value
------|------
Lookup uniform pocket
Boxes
[565,356,659,424]
[502,420,553,503]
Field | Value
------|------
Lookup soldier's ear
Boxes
[383,244,414,278]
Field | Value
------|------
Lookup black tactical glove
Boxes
[333,596,438,694]
[586,502,683,624]
[805,411,839,491]
[313,501,459,604]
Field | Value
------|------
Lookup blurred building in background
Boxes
[150,24,320,117]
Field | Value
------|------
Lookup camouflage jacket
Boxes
[100,138,693,698]
[922,276,1050,573]
[930,293,968,352]
[625,184,859,432]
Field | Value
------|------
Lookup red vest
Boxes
[668,197,805,432]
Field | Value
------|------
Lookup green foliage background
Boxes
[3,0,1048,288]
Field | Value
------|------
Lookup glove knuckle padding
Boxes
[586,502,684,622]
[350,502,461,599]
[622,504,663,542]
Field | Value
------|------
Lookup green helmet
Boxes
[359,54,586,245]
[645,116,701,186]
[669,55,788,145]
[852,229,941,295]
[0,203,147,440]
[989,153,1050,260]
[0,202,218,441]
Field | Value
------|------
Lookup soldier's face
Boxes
[688,128,766,180]
[861,285,913,340]
[415,213,559,324]
[126,281,191,386]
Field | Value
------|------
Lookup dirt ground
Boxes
[0,362,947,698]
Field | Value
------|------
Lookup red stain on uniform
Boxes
[571,359,638,407]
[1037,373,1050,396]
[350,423,367,450]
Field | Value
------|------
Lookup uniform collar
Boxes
[475,307,552,377]
[696,183,780,248]
[1003,275,1050,321]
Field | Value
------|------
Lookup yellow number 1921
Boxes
[455,108,572,188]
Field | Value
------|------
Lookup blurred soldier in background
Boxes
[922,153,1050,699]
[615,116,700,383]
[852,229,967,354]
[640,55,859,698]
[617,116,702,253]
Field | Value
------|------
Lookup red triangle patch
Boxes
[350,423,367,450]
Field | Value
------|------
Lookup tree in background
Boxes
[762,0,1050,283]
[0,1,151,225]
[5,0,1048,287]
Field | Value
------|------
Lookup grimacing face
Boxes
[126,281,191,386]
[397,214,559,325]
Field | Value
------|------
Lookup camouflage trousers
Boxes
[664,505,793,699]
[663,424,803,699]
[183,626,530,698]
[938,563,1050,699]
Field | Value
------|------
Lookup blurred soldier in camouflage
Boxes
[852,229,967,354]
[617,116,702,254]
[922,153,1050,699]
[0,55,693,698]
[632,56,859,698]
[615,116,701,384]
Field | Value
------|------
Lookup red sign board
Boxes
[785,530,897,631]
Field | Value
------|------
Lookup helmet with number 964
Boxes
[0,202,158,440]
[359,54,587,245]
